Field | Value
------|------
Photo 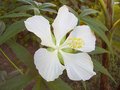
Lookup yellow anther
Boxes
[67,37,84,49]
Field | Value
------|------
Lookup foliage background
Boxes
[0,0,120,90]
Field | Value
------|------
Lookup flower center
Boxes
[55,45,60,51]
[67,37,84,49]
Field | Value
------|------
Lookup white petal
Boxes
[63,25,96,52]
[24,15,55,47]
[61,51,96,81]
[34,48,65,81]
[52,5,78,45]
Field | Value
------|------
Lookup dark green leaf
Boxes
[17,0,34,5]
[17,0,40,8]
[89,46,109,54]
[10,5,34,13]
[79,16,108,31]
[59,0,69,4]
[47,78,73,90]
[0,75,33,90]
[93,59,116,83]
[6,40,35,69]
[80,9,99,17]
[0,20,25,45]
[0,13,31,19]
[32,78,48,90]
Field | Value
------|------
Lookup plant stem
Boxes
[99,0,113,90]
[0,48,23,75]
[100,44,110,90]
[99,0,113,29]
[110,19,120,45]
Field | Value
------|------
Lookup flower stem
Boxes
[0,48,23,75]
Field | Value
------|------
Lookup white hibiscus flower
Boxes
[24,5,96,82]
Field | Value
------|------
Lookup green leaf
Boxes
[93,59,116,84]
[41,8,57,13]
[80,16,108,31]
[80,9,99,17]
[39,3,56,9]
[79,16,108,32]
[0,21,5,35]
[6,40,35,69]
[47,78,73,90]
[32,78,48,90]
[0,20,25,45]
[0,13,31,19]
[0,74,33,90]
[10,5,35,13]
[89,46,109,54]
[59,0,69,4]
[17,0,34,5]
[17,0,40,8]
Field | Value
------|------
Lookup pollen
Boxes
[67,37,84,49]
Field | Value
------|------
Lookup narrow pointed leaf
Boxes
[80,9,99,17]
[0,20,25,45]
[6,40,35,69]
[0,13,31,19]
[0,75,33,90]
[93,59,116,83]
[10,5,34,13]
[47,78,73,90]
[89,46,109,54]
